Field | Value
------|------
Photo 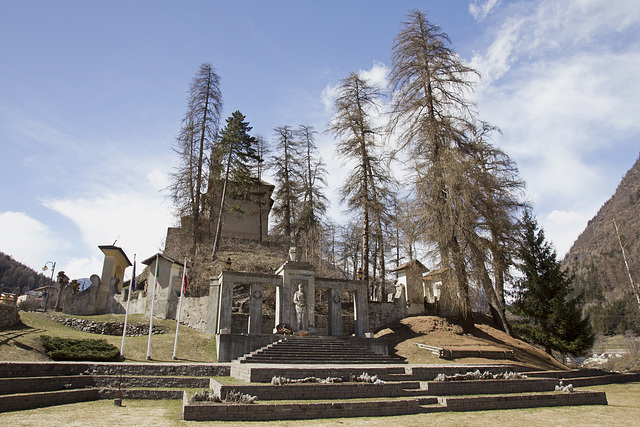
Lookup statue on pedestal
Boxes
[293,284,308,331]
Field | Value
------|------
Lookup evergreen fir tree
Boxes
[211,111,260,258]
[512,211,595,356]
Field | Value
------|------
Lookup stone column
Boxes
[328,287,342,336]
[248,283,264,334]
[216,272,234,333]
[205,275,221,334]
[353,288,369,337]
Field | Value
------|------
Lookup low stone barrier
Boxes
[439,390,608,411]
[562,372,640,387]
[51,317,165,336]
[0,361,230,378]
[0,389,100,412]
[210,379,420,400]
[409,365,532,381]
[230,363,405,383]
[0,376,94,396]
[422,378,559,395]
[182,392,435,421]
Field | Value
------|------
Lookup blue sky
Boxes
[1,0,639,280]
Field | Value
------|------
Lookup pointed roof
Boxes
[390,259,429,273]
[98,245,132,267]
[141,253,184,267]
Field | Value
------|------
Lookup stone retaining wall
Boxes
[0,361,230,378]
[0,303,19,327]
[0,389,100,412]
[0,376,94,395]
[183,393,431,421]
[422,378,559,395]
[409,365,531,380]
[230,364,405,383]
[210,379,420,400]
[52,317,165,336]
[439,390,608,411]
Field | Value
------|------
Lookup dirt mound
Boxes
[376,315,567,371]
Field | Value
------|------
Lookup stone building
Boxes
[390,260,429,315]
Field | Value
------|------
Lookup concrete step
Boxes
[238,336,405,364]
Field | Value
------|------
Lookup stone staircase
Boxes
[235,335,406,364]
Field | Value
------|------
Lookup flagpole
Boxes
[146,254,159,360]
[172,257,188,360]
[120,254,136,358]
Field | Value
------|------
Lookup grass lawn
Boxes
[0,312,217,363]
[0,382,638,426]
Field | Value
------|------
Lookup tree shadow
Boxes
[0,322,46,346]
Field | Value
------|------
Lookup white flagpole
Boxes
[120,254,136,357]
[146,254,159,360]
[172,257,188,360]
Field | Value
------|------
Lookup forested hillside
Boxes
[0,251,54,295]
[563,154,640,334]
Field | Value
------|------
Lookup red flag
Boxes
[182,263,188,294]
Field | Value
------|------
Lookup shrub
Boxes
[39,335,120,361]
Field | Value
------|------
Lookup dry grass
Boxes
[376,315,567,370]
[0,382,638,426]
[0,312,217,363]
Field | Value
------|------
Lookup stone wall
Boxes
[52,317,166,336]
[0,303,19,328]
[369,298,407,332]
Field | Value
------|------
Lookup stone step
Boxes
[238,336,405,364]
[240,358,402,364]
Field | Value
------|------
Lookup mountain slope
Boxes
[563,153,640,334]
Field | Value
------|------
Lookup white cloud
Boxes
[43,190,173,278]
[64,256,103,280]
[147,169,170,192]
[469,0,502,21]
[359,62,389,89]
[544,209,591,255]
[469,0,640,255]
[0,211,68,273]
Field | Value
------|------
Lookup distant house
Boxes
[391,260,429,315]
[165,180,275,251]
[422,267,449,315]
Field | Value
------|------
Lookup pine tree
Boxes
[169,63,222,253]
[297,125,328,232]
[511,212,595,356]
[211,111,260,259]
[269,125,303,242]
[328,71,388,284]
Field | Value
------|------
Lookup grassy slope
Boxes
[3,311,569,370]
[0,312,217,363]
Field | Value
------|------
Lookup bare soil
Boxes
[376,314,567,371]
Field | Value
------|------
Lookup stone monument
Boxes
[293,283,308,331]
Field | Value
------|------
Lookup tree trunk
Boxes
[211,143,232,260]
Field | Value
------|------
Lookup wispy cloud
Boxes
[470,0,640,254]
[0,211,70,273]
[469,0,502,21]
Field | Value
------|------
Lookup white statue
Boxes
[293,284,308,331]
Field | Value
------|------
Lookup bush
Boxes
[39,335,120,361]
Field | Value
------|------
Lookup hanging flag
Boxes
[183,263,188,294]
[154,257,160,289]
[130,260,137,292]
